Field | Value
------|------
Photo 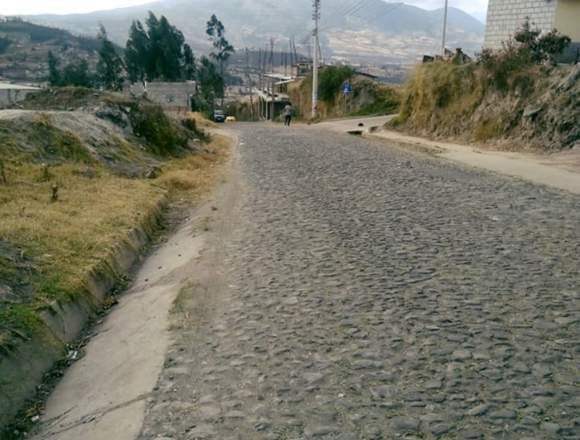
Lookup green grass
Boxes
[350,83,400,116]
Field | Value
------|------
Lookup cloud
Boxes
[0,0,153,15]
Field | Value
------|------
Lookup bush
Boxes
[130,103,189,156]
[514,19,571,64]
[319,66,354,103]
[351,84,400,116]
[478,43,532,92]
[181,117,210,142]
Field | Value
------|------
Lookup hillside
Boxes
[0,18,101,83]
[288,66,401,120]
[0,88,229,435]
[391,62,580,151]
[24,0,485,64]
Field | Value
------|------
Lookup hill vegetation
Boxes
[391,22,579,151]
[0,89,230,436]
[288,66,400,120]
[0,18,100,82]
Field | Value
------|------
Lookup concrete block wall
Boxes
[0,88,39,108]
[484,0,558,49]
[128,81,197,110]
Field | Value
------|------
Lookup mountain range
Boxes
[25,0,485,65]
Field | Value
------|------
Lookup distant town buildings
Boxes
[128,81,197,111]
[485,0,580,62]
[0,82,41,107]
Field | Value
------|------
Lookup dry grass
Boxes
[0,127,232,341]
[392,62,579,150]
[188,112,217,129]
[156,134,231,199]
[0,163,164,304]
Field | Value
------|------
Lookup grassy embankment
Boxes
[391,59,580,151]
[289,66,401,120]
[0,88,230,371]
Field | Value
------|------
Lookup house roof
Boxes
[0,82,42,91]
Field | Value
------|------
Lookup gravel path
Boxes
[139,124,580,440]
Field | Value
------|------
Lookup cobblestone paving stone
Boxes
[139,125,580,440]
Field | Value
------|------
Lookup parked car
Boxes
[226,116,237,123]
[213,110,226,123]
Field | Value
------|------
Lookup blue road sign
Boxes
[343,81,353,95]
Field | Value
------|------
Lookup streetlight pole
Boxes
[312,0,320,119]
[441,0,449,56]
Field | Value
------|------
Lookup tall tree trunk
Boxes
[220,61,225,109]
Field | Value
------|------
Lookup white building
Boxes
[128,81,197,111]
[484,0,580,62]
[0,82,42,107]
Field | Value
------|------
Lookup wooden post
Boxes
[41,163,51,182]
[51,184,59,202]
[0,160,6,185]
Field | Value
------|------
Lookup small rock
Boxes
[460,431,483,440]
[225,410,245,419]
[489,409,517,420]
[304,425,341,437]
[391,416,420,433]
[425,379,443,390]
[513,362,531,373]
[540,422,561,433]
[430,423,453,436]
[467,404,489,417]
[452,350,472,361]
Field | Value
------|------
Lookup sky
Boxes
[403,0,489,21]
[0,0,489,20]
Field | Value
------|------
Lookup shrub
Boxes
[130,103,188,156]
[478,42,532,92]
[514,19,571,64]
[351,84,400,116]
[476,19,571,92]
[319,66,354,103]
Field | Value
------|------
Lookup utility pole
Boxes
[312,0,320,119]
[441,0,449,56]
[270,38,275,121]
[245,48,255,120]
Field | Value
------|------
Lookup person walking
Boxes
[283,103,294,127]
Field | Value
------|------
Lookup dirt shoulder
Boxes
[31,130,237,440]
[368,128,580,196]
[313,115,580,196]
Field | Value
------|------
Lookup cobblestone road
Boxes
[140,125,580,440]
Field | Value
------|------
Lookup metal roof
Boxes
[0,82,42,91]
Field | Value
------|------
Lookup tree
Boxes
[96,25,125,90]
[206,14,235,106]
[197,56,223,111]
[156,15,185,81]
[61,59,92,87]
[47,50,61,86]
[182,43,196,81]
[126,20,150,85]
[125,12,190,84]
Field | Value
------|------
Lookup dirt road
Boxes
[136,124,579,440]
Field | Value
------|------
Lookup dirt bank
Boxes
[0,88,229,436]
[392,62,580,151]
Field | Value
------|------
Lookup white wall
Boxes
[484,0,558,49]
